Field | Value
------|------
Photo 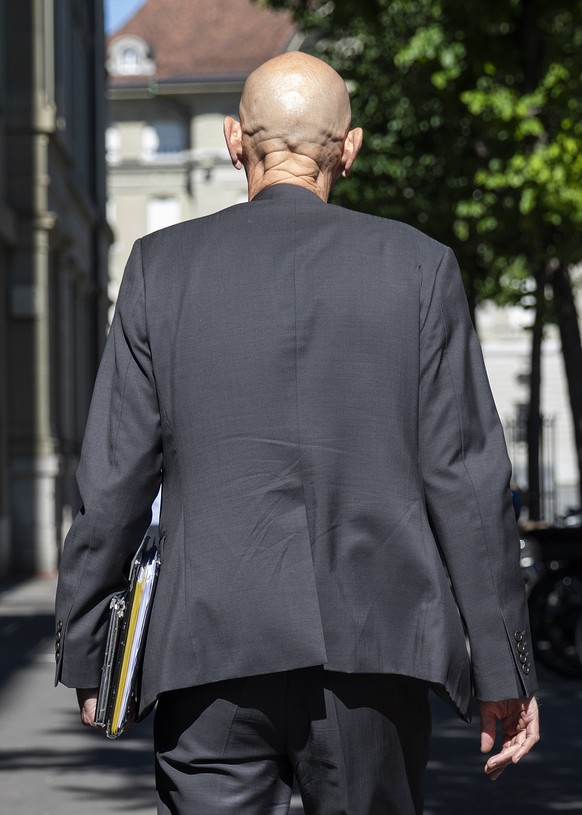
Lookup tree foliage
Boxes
[259,0,582,508]
[259,0,582,314]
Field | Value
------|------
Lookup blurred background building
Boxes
[0,1,110,576]
[105,0,298,308]
[477,300,580,519]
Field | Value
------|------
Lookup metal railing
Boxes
[504,413,557,522]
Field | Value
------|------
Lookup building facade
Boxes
[0,0,111,575]
[105,0,298,307]
[478,299,581,518]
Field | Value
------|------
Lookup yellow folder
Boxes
[95,534,160,738]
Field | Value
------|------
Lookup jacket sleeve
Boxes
[54,240,162,688]
[419,246,537,701]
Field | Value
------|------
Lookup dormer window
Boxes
[107,35,155,77]
[121,47,139,71]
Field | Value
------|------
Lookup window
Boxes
[154,121,186,154]
[141,120,186,161]
[107,36,155,77]
[141,126,159,161]
[105,126,121,164]
[147,198,181,233]
[121,47,139,73]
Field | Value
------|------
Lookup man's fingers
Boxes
[81,707,96,728]
[512,727,540,763]
[80,702,98,728]
[484,722,540,780]
[480,731,495,754]
[485,763,507,782]
[479,708,497,754]
[511,697,540,762]
[479,695,541,779]
[484,742,521,780]
[76,688,100,730]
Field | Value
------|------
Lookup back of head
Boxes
[223,52,362,200]
[240,52,352,166]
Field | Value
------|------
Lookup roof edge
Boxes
[107,77,247,99]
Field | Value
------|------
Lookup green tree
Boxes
[454,2,582,515]
[259,0,582,512]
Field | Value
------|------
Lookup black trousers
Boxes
[154,669,431,815]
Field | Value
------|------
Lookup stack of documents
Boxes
[95,535,160,739]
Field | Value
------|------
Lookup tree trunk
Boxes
[518,0,542,93]
[527,278,544,520]
[518,0,545,519]
[551,264,582,508]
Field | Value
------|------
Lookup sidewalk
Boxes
[425,680,582,814]
[0,576,303,814]
[1,576,581,814]
[0,575,159,814]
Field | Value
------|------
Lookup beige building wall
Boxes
[477,299,582,516]
[107,90,248,307]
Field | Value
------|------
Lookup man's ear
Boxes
[341,127,363,177]
[224,116,243,170]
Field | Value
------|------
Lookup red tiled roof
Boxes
[108,0,297,85]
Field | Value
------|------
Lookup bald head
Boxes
[224,52,362,200]
[241,52,351,155]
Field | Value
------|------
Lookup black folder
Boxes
[94,534,160,738]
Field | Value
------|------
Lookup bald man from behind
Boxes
[55,53,539,814]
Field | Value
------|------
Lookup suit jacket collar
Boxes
[251,183,327,205]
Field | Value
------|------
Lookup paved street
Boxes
[1,575,581,814]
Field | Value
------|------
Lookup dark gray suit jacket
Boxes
[55,183,537,720]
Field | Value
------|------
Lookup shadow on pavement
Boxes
[2,578,581,814]
[425,678,582,814]
[0,613,55,692]
[0,710,157,812]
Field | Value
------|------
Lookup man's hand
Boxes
[76,688,100,730]
[479,695,540,781]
